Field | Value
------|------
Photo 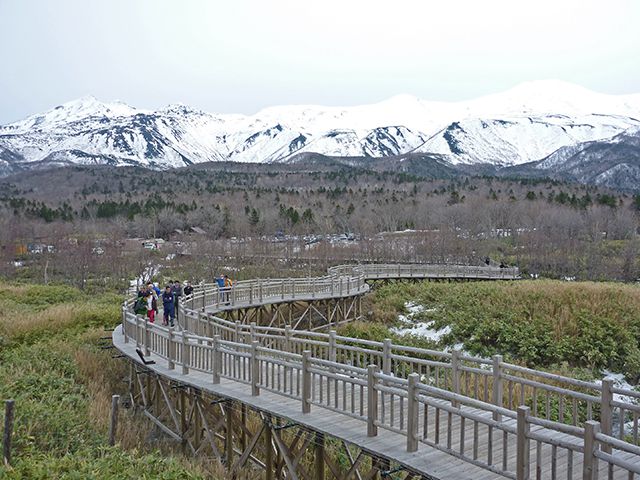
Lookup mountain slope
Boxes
[503,128,640,190]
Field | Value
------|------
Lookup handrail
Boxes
[120,262,640,480]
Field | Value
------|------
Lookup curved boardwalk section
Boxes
[113,264,640,480]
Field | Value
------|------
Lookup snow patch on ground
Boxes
[597,371,640,405]
[391,302,449,343]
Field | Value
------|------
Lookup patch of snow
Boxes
[391,322,451,342]
[391,301,448,342]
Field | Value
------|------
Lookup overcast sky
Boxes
[1,0,639,124]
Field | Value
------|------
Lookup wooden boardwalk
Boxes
[117,263,640,480]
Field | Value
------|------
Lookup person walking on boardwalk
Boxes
[162,285,175,327]
[216,274,225,303]
[183,281,193,297]
[172,280,182,320]
[145,290,156,323]
[223,274,233,303]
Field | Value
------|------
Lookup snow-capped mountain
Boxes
[1,81,640,177]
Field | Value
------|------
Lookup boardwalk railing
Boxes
[122,263,640,479]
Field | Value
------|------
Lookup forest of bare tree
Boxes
[1,162,639,288]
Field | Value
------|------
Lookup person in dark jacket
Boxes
[183,281,193,297]
[172,280,182,320]
[162,285,175,326]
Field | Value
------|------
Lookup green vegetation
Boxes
[362,280,640,381]
[0,283,211,479]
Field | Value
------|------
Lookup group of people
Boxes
[133,274,234,325]
[134,280,194,327]
[216,274,233,302]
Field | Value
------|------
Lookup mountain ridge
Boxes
[2,81,640,186]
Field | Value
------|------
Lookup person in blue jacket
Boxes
[162,285,175,327]
[215,274,225,303]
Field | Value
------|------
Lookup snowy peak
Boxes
[2,96,139,134]
[466,80,640,118]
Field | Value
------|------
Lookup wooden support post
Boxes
[451,349,461,408]
[250,322,257,343]
[265,417,274,480]
[226,401,234,468]
[302,350,311,413]
[212,335,221,384]
[516,406,530,480]
[251,341,260,396]
[492,354,503,420]
[315,431,325,480]
[168,327,175,370]
[368,364,379,437]
[182,332,190,375]
[108,395,120,446]
[582,420,599,480]
[407,373,419,452]
[240,403,247,451]
[600,378,613,454]
[180,388,187,448]
[3,399,15,466]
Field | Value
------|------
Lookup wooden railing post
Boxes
[302,350,311,413]
[122,306,128,343]
[182,332,190,375]
[382,339,392,376]
[250,322,257,343]
[407,373,419,452]
[328,330,337,363]
[281,279,286,299]
[259,279,263,303]
[451,349,461,407]
[492,354,503,420]
[367,364,379,437]
[600,377,613,454]
[284,325,292,353]
[143,317,150,356]
[212,335,221,384]
[251,341,260,396]
[168,327,175,370]
[516,406,531,480]
[234,321,241,343]
[134,315,141,348]
[582,420,599,480]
